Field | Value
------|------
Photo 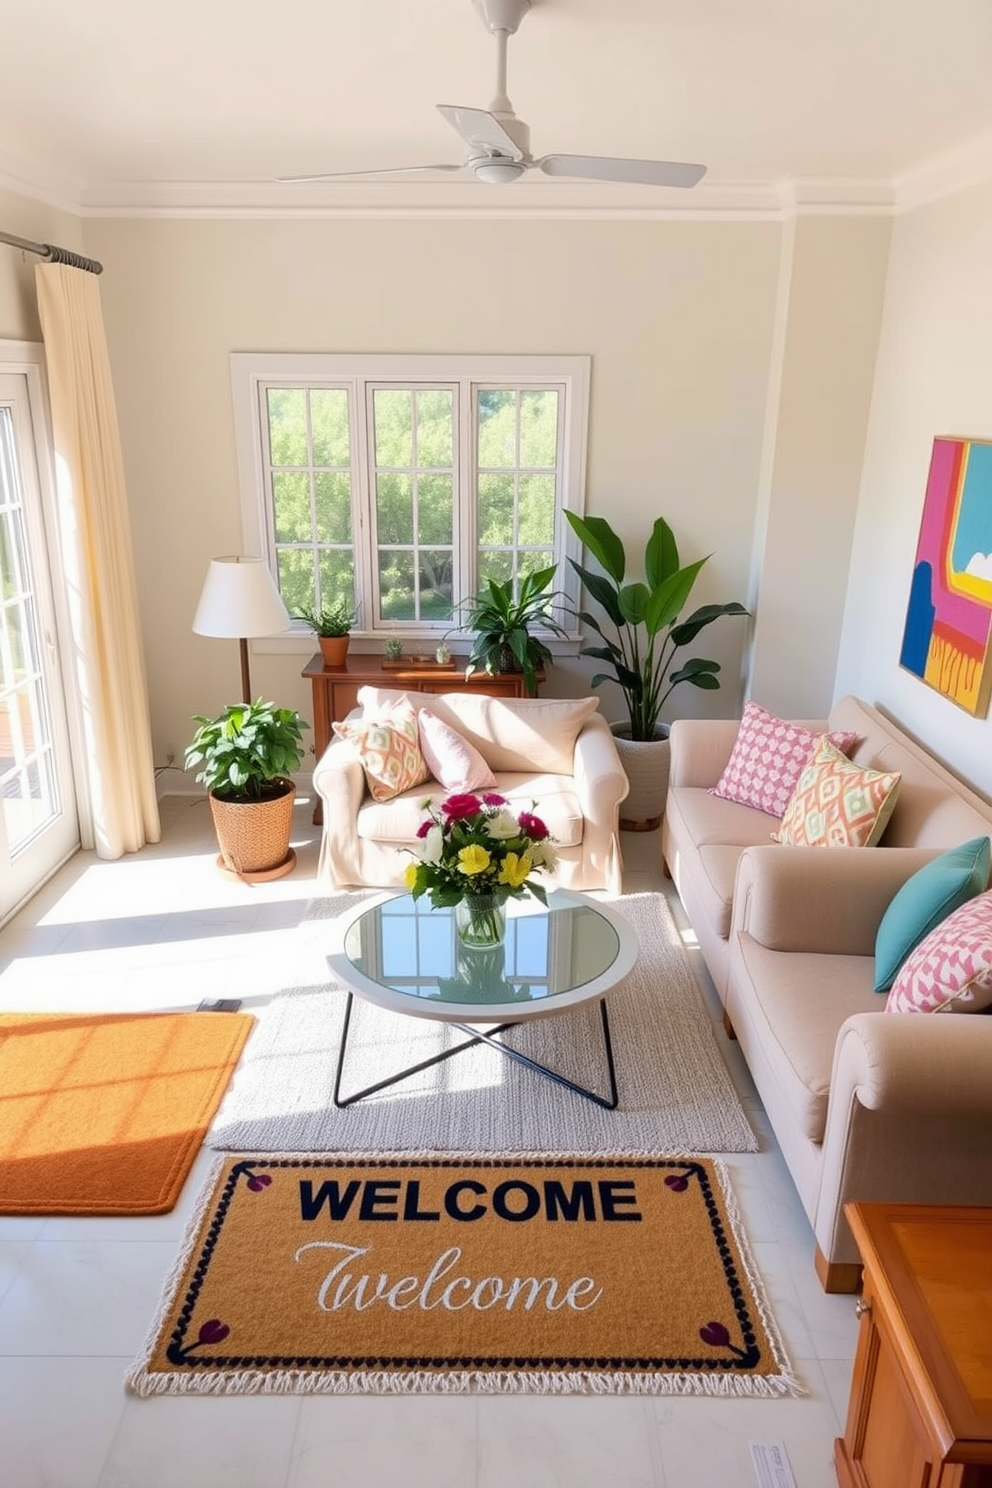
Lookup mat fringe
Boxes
[126,1151,805,1399]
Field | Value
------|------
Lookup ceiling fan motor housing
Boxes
[472,0,530,36]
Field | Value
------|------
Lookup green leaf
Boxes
[644,517,679,588]
[564,511,625,582]
[669,601,748,646]
[642,558,707,635]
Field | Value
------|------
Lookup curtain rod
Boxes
[0,229,102,275]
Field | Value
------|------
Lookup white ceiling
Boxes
[3,0,992,215]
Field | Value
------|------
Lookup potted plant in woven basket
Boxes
[565,511,748,830]
[184,699,309,881]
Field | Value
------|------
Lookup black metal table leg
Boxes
[451,997,619,1110]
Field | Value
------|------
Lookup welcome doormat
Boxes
[128,1153,802,1397]
[0,1011,255,1215]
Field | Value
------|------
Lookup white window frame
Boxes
[230,352,590,652]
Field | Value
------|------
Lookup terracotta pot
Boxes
[208,779,296,876]
[318,635,350,667]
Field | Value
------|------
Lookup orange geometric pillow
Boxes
[772,735,901,848]
[333,701,430,802]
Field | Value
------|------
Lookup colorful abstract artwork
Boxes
[901,436,992,717]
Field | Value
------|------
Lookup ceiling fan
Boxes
[280,0,706,189]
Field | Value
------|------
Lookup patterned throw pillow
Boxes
[333,701,430,802]
[885,890,992,1013]
[711,701,860,818]
[773,735,901,848]
[418,710,496,792]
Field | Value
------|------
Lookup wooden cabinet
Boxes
[835,1203,992,1488]
[301,654,543,824]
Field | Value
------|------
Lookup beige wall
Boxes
[836,181,992,798]
[80,215,782,763]
[0,186,85,340]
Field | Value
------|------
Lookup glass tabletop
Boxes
[338,891,628,1011]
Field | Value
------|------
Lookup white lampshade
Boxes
[192,555,290,639]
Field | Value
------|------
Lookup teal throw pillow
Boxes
[874,835,991,993]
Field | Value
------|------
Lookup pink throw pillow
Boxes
[711,701,860,818]
[885,890,992,1014]
[418,709,496,793]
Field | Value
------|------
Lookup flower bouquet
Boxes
[403,791,557,947]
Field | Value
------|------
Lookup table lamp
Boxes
[192,555,291,702]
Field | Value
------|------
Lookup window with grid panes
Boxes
[231,354,589,642]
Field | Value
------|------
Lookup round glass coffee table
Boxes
[326,890,638,1112]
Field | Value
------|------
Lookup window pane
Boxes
[272,470,312,542]
[314,471,352,543]
[419,552,453,620]
[520,389,558,468]
[310,388,350,467]
[267,387,308,466]
[478,549,513,589]
[277,549,314,617]
[478,474,514,545]
[418,474,452,545]
[318,552,356,613]
[373,390,413,467]
[416,390,453,466]
[477,389,517,468]
[380,550,415,620]
[518,474,556,546]
[518,550,554,585]
[377,473,413,544]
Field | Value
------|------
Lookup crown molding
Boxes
[893,130,992,213]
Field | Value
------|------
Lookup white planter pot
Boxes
[610,723,671,831]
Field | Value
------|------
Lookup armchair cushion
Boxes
[873,835,991,992]
[711,700,859,818]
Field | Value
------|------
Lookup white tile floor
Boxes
[0,792,858,1488]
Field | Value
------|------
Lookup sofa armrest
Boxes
[831,1010,992,1116]
[732,844,942,957]
[571,714,630,819]
[667,718,742,789]
[312,735,368,885]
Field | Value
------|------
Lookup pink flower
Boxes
[482,792,507,806]
[416,819,433,839]
[441,792,483,821]
[517,811,549,841]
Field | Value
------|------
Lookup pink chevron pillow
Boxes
[886,889,992,1013]
[711,701,860,818]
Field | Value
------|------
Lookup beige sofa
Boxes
[662,694,992,1289]
[314,687,629,895]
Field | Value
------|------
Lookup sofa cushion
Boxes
[885,890,992,1014]
[358,774,585,849]
[356,687,598,774]
[874,836,991,992]
[332,700,430,802]
[711,700,860,818]
[773,736,901,848]
[417,709,496,792]
[732,935,879,1142]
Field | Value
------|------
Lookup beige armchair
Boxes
[313,688,629,894]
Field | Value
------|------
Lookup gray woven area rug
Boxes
[209,891,757,1155]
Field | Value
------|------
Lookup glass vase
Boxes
[454,893,507,948]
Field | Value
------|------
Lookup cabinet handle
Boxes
[854,1298,871,1319]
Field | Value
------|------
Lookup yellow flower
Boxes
[498,851,532,888]
[457,843,491,876]
[403,862,419,889]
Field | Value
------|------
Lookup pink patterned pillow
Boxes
[417,709,496,793]
[886,890,992,1013]
[711,701,860,818]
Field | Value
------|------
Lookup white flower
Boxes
[529,839,558,872]
[486,810,521,841]
[416,824,444,864]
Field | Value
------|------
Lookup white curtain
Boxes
[35,262,160,858]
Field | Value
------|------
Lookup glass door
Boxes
[0,365,78,922]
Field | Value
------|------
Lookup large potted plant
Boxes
[461,565,567,697]
[565,511,748,829]
[294,599,356,667]
[184,698,309,880]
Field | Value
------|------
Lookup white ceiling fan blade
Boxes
[279,163,464,183]
[537,154,706,188]
[437,104,524,160]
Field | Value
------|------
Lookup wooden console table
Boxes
[835,1202,992,1488]
[302,654,543,824]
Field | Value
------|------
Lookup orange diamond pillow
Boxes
[773,735,901,848]
[333,700,430,802]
